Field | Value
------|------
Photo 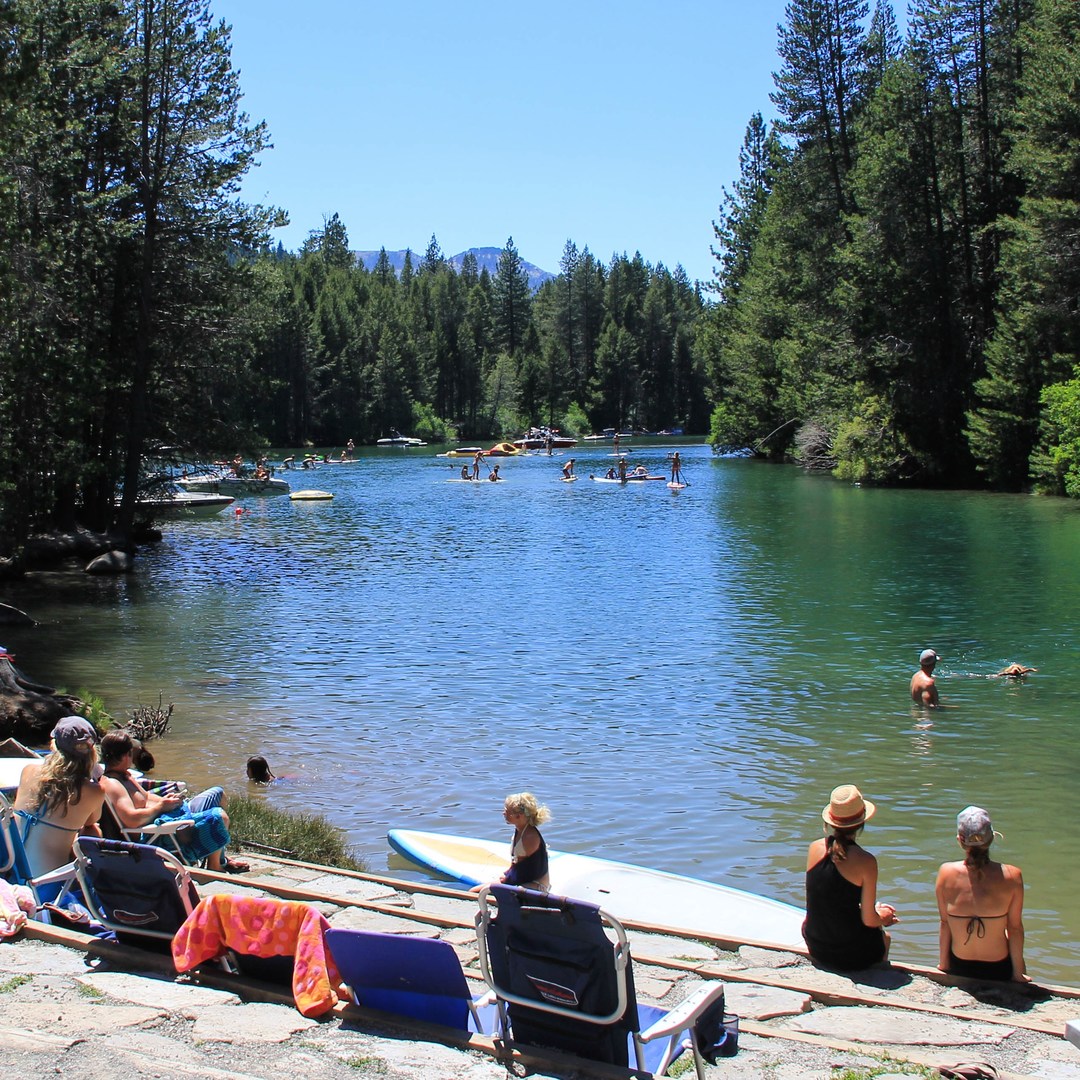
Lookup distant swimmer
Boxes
[911,648,940,707]
[994,663,1037,678]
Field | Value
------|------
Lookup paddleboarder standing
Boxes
[671,451,682,484]
[562,458,575,479]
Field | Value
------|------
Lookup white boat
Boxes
[177,473,290,496]
[377,431,427,447]
[387,828,806,950]
[134,489,235,519]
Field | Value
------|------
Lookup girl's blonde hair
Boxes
[35,745,98,815]
[504,791,551,827]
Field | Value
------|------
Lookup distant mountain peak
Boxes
[354,247,554,290]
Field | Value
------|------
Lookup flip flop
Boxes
[221,858,250,874]
[938,1063,999,1080]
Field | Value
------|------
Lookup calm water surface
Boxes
[5,442,1080,982]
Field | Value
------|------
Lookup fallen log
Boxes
[0,650,85,743]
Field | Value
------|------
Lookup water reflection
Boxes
[5,443,1080,983]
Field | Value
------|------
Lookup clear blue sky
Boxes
[213,0,794,284]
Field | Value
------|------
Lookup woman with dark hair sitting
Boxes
[802,784,898,970]
[935,806,1029,982]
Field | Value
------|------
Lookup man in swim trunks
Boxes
[99,731,246,872]
[911,648,940,706]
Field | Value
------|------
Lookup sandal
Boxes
[938,1064,999,1080]
[221,857,250,874]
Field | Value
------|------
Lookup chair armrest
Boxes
[638,982,725,1043]
[141,818,195,837]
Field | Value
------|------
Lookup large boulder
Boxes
[85,550,133,575]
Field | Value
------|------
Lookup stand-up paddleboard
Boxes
[559,475,578,483]
[668,482,688,490]
[446,478,481,483]
[590,475,627,484]
[387,828,806,949]
[289,489,333,501]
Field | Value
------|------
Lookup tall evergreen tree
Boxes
[491,236,532,359]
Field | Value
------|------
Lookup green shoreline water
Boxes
[4,443,1080,984]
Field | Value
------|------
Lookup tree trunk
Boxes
[0,653,85,743]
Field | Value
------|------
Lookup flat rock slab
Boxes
[627,932,718,962]
[2,1000,165,1034]
[725,982,811,1020]
[326,908,438,935]
[0,1026,78,1052]
[409,892,483,921]
[738,946,803,969]
[77,971,241,1009]
[302,875,408,903]
[0,939,92,975]
[787,1005,1012,1046]
[189,1001,317,1043]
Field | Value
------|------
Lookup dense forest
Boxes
[1,0,1078,560]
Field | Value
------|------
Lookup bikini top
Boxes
[947,911,1007,944]
[15,808,79,836]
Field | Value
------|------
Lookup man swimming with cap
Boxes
[911,648,940,706]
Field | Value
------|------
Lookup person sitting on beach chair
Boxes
[13,717,105,877]
[98,731,247,873]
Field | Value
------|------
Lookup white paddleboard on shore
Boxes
[387,828,805,949]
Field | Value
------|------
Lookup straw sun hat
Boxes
[822,784,876,829]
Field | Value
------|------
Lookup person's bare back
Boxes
[911,649,940,706]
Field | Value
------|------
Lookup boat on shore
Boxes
[387,828,806,950]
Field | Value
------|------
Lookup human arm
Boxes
[101,775,182,829]
[935,864,953,971]
[78,787,106,838]
[1005,866,1030,983]
[858,853,896,929]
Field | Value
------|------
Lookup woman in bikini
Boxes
[13,716,105,876]
[803,784,898,971]
[935,806,1029,982]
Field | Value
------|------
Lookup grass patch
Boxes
[227,794,369,872]
[77,982,105,999]
[0,974,31,993]
[666,1054,695,1077]
[345,1055,388,1073]
[831,1058,935,1079]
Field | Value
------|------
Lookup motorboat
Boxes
[177,472,290,496]
[436,446,485,458]
[513,426,577,450]
[133,488,235,519]
[377,430,427,447]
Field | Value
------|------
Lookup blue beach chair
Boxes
[325,927,497,1035]
[475,883,730,1079]
[72,836,199,949]
[0,793,80,910]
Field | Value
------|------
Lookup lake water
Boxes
[5,441,1080,983]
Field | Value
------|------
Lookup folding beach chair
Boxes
[98,789,196,864]
[475,883,729,1080]
[72,836,198,948]
[326,927,497,1034]
[0,793,80,909]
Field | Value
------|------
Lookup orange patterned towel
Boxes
[172,894,343,1017]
